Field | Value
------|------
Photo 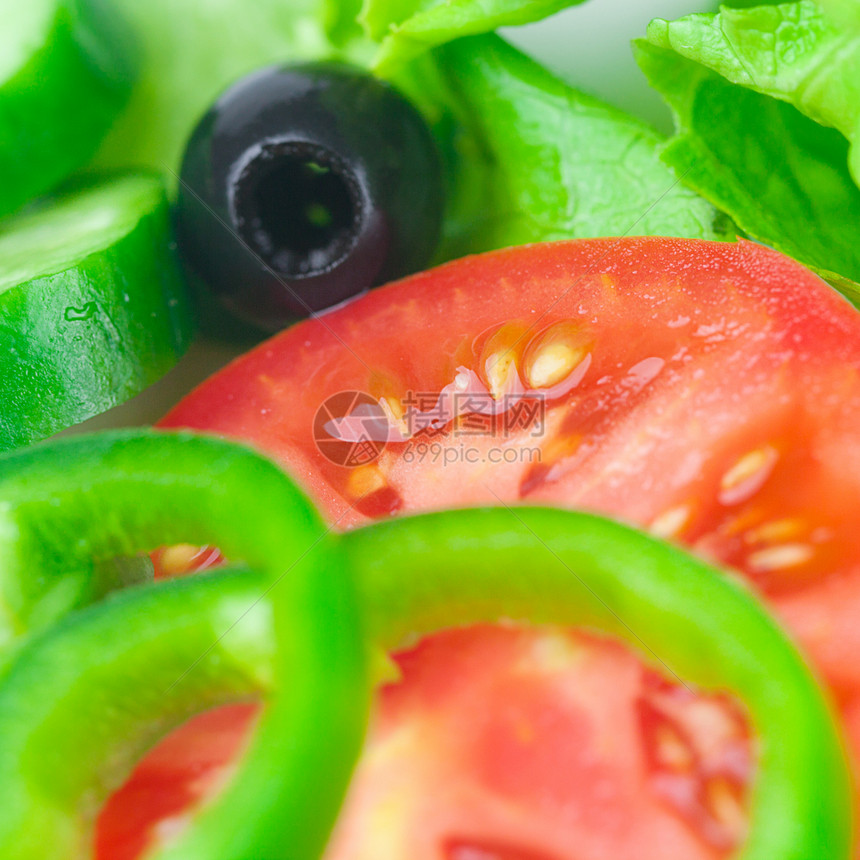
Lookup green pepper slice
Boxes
[0,432,851,859]
[343,509,854,860]
[0,430,369,859]
[0,566,368,860]
[0,430,334,649]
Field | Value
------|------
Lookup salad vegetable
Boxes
[0,431,369,860]
[0,0,136,217]
[0,430,343,648]
[3,0,860,857]
[635,0,860,290]
[362,0,586,71]
[0,174,192,452]
[0,431,849,859]
[395,34,733,263]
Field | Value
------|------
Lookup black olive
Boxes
[176,62,444,332]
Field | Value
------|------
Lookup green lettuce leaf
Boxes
[365,0,584,73]
[391,34,731,261]
[819,0,860,26]
[647,1,860,183]
[324,0,368,47]
[636,1,860,285]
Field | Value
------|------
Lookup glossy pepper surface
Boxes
[0,431,370,860]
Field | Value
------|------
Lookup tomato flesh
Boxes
[103,238,860,857]
[326,627,748,860]
[96,705,258,860]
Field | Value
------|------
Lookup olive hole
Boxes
[237,145,362,278]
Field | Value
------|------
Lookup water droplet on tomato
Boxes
[625,356,665,389]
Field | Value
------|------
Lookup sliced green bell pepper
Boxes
[0,430,323,647]
[0,431,851,859]
[0,565,367,860]
[0,430,369,859]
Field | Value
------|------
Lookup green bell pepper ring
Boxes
[342,509,854,860]
[0,568,260,859]
[0,432,851,859]
[0,566,368,860]
[0,430,369,860]
[0,430,339,649]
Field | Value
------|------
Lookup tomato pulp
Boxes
[104,238,860,857]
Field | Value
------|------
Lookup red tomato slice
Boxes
[100,238,860,857]
[161,238,860,671]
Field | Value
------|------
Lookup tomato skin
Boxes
[147,238,860,858]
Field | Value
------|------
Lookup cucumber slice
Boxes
[0,173,193,451]
[0,0,137,217]
[92,0,334,174]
